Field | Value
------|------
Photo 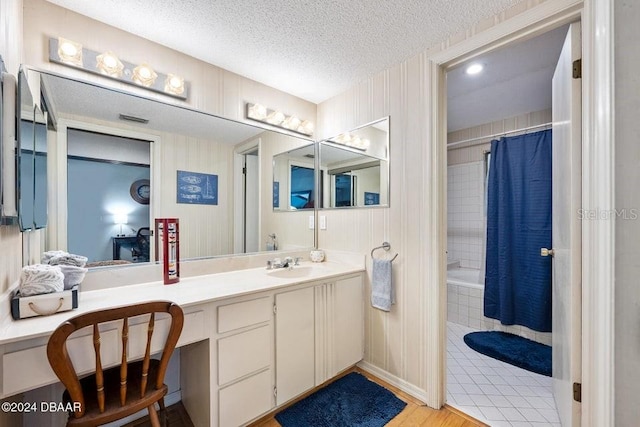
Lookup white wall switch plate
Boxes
[308,215,315,229]
[319,216,327,230]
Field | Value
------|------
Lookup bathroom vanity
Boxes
[0,258,364,426]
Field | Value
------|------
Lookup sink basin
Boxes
[266,266,313,279]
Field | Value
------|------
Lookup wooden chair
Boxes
[47,301,184,427]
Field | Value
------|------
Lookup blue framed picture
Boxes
[177,170,218,205]
[273,181,280,208]
[364,192,380,206]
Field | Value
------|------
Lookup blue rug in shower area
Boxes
[464,331,552,377]
[275,372,407,427]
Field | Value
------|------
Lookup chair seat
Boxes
[64,359,167,427]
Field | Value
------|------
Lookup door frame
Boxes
[233,138,261,253]
[50,118,159,259]
[429,1,614,425]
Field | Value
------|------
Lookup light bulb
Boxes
[132,63,158,87]
[164,73,185,95]
[96,51,124,77]
[57,37,83,67]
[465,63,484,75]
[266,110,285,125]
[248,103,267,120]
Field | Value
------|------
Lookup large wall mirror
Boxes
[318,117,389,208]
[29,67,314,266]
[17,68,48,231]
[272,143,316,211]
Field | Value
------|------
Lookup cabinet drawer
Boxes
[219,369,272,427]
[128,310,205,360]
[218,325,270,386]
[218,296,271,334]
[3,329,119,396]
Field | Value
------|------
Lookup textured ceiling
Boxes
[44,0,521,103]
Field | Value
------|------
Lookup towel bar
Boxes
[371,242,398,262]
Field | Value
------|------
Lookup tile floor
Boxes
[446,322,561,427]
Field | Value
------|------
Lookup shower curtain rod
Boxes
[447,122,552,149]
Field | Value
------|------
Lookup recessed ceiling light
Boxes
[465,63,484,75]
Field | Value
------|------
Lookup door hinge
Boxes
[573,59,582,79]
[273,303,277,315]
[573,382,582,402]
[273,387,277,397]
[242,166,247,175]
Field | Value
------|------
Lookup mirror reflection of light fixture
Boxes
[164,73,185,95]
[57,37,83,67]
[114,214,128,237]
[246,103,313,136]
[132,63,158,87]
[96,51,124,78]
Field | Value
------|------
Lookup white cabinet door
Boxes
[333,275,364,374]
[275,286,315,405]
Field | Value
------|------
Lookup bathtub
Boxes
[447,265,484,329]
[447,266,483,289]
[446,265,552,345]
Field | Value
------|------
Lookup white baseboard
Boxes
[357,361,430,405]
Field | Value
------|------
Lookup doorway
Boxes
[234,142,261,254]
[444,22,581,426]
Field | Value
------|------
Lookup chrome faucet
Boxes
[266,256,300,270]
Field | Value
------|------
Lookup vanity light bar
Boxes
[246,103,314,136]
[49,37,188,100]
[329,132,370,151]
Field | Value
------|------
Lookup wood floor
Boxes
[122,401,195,427]
[251,367,488,427]
[125,368,487,426]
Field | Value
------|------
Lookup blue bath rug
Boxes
[275,372,407,427]
[464,331,552,376]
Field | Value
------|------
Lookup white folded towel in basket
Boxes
[19,264,65,296]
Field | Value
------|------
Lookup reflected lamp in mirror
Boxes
[114,214,128,237]
[318,117,390,209]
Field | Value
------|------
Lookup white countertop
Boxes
[0,260,364,346]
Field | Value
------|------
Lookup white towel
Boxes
[19,264,65,296]
[371,258,394,311]
[58,265,88,290]
[48,254,88,268]
[41,250,68,264]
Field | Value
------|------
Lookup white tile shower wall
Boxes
[447,283,552,346]
[447,161,485,269]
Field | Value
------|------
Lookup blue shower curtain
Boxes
[484,129,552,333]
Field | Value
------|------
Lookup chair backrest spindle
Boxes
[93,324,105,413]
[140,313,155,397]
[120,317,129,406]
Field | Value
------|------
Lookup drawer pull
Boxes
[28,298,64,316]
